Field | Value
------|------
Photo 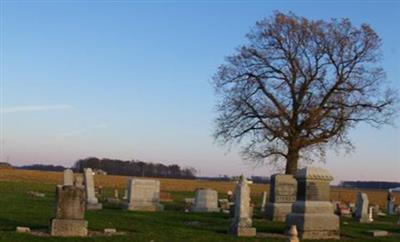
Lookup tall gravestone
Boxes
[260,191,267,212]
[125,178,163,211]
[355,192,370,223]
[387,190,395,215]
[286,167,339,240]
[83,168,102,210]
[50,185,88,237]
[192,188,219,212]
[229,176,256,237]
[266,174,297,221]
[63,169,74,186]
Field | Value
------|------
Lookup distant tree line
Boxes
[73,157,197,179]
[17,164,66,172]
[198,175,270,184]
[339,181,400,190]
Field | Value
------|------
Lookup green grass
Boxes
[0,181,399,241]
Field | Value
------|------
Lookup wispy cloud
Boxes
[0,105,73,114]
[58,123,108,138]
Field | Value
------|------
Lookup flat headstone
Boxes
[125,178,163,211]
[16,227,30,233]
[365,230,388,237]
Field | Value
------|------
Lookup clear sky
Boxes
[1,0,399,183]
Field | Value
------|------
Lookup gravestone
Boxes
[63,169,74,186]
[260,191,267,212]
[114,189,119,199]
[286,167,340,240]
[387,190,395,215]
[83,168,102,210]
[123,189,128,200]
[355,192,370,223]
[229,176,256,237]
[74,175,84,188]
[125,178,163,211]
[192,188,219,212]
[266,174,297,221]
[50,185,88,237]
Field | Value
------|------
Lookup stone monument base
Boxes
[357,216,371,223]
[266,202,292,221]
[125,203,164,211]
[230,226,256,237]
[50,218,88,237]
[86,203,103,210]
[286,201,340,240]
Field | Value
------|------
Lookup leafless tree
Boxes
[213,12,398,175]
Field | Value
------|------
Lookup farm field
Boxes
[0,169,399,242]
[0,168,399,208]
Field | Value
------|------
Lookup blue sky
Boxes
[1,1,399,182]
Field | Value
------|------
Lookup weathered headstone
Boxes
[286,167,340,240]
[74,175,84,188]
[229,176,256,237]
[125,178,163,211]
[63,169,74,186]
[50,185,88,237]
[83,168,102,210]
[368,207,374,222]
[266,174,297,221]
[260,191,267,212]
[123,189,128,200]
[355,192,370,223]
[387,190,395,215]
[114,189,119,199]
[192,188,219,212]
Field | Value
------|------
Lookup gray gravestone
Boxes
[50,185,88,237]
[63,169,74,186]
[355,192,370,223]
[192,188,219,212]
[229,176,256,237]
[125,178,163,211]
[286,167,340,240]
[266,174,297,221]
[83,168,102,210]
[387,190,395,215]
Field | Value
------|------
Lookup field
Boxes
[0,168,399,242]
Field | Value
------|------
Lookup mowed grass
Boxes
[0,179,399,241]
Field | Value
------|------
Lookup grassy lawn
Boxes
[0,181,399,241]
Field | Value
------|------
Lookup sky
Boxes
[1,0,399,183]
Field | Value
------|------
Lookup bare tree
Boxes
[213,12,397,175]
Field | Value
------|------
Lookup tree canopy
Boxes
[213,12,397,174]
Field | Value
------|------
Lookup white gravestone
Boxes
[229,176,256,237]
[192,188,219,212]
[125,178,163,211]
[83,168,102,210]
[260,191,267,212]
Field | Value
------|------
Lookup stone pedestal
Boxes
[192,188,219,212]
[229,176,256,237]
[49,185,88,237]
[266,174,297,222]
[125,178,163,211]
[50,219,88,237]
[286,167,339,240]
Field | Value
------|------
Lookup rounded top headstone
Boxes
[295,167,333,181]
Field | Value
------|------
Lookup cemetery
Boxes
[0,168,399,241]
[1,2,399,242]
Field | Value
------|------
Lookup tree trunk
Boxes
[285,148,299,175]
